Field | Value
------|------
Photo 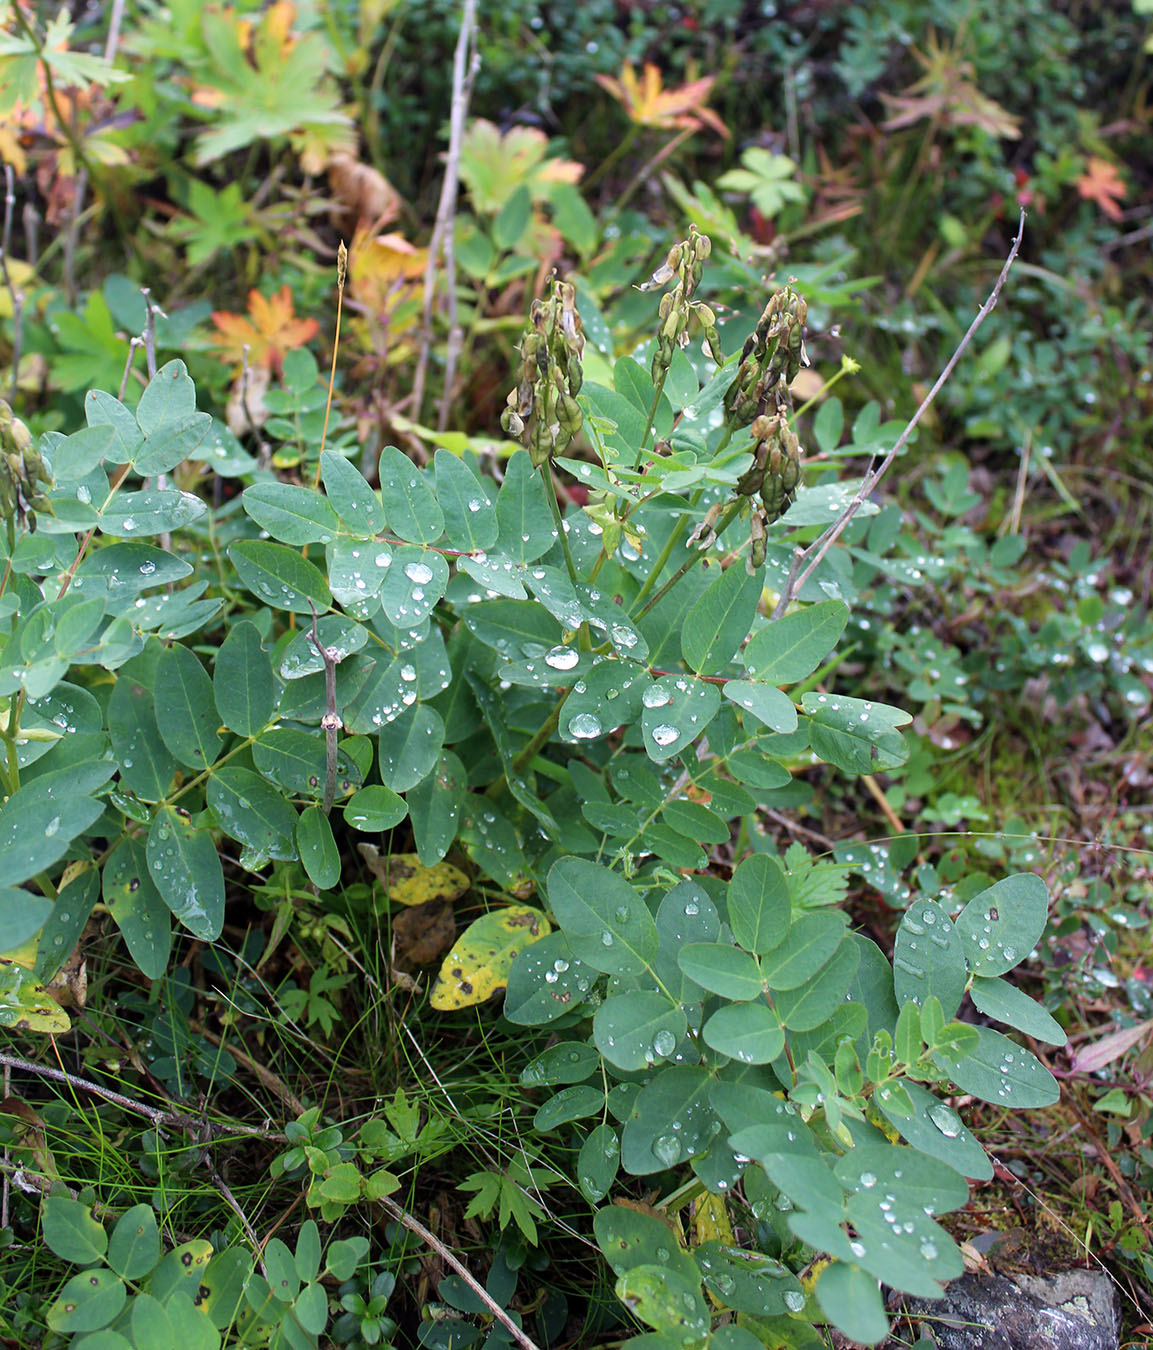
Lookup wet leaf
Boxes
[430,906,551,1010]
[0,957,70,1033]
[358,849,469,907]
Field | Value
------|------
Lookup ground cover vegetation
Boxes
[0,0,1150,1346]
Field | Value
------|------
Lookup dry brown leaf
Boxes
[327,153,401,232]
[392,898,457,969]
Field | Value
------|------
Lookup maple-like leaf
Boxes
[188,1,351,166]
[457,119,582,215]
[210,285,319,372]
[595,62,729,139]
[1077,156,1126,221]
[347,228,427,326]
[880,31,1020,140]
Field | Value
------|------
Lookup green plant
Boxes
[0,206,1068,1344]
[33,1194,368,1347]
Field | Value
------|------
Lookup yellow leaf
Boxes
[594,62,728,139]
[430,907,551,1010]
[359,848,470,908]
[692,1191,734,1247]
[0,935,39,968]
[0,957,70,1034]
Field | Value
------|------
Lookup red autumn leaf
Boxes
[1077,156,1126,221]
[210,285,320,372]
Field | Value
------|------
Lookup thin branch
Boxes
[1,165,25,404]
[411,0,480,425]
[781,210,1026,609]
[141,287,160,379]
[0,1052,287,1141]
[377,1195,542,1350]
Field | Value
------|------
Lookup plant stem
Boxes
[634,499,743,620]
[632,368,668,472]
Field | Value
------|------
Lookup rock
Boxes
[909,1269,1120,1350]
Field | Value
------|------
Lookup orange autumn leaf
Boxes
[348,228,427,319]
[210,285,319,372]
[1077,156,1126,221]
[595,62,729,139]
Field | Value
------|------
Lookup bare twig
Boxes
[1,166,25,404]
[141,288,160,379]
[205,1157,268,1277]
[103,0,128,61]
[861,773,905,833]
[411,0,480,426]
[377,1195,542,1350]
[780,210,1026,610]
[23,199,39,269]
[118,336,142,401]
[0,1052,287,1141]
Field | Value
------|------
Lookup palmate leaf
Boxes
[192,5,351,166]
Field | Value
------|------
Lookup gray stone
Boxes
[909,1268,1120,1350]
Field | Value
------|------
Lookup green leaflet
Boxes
[207,766,298,860]
[228,540,331,614]
[814,1262,889,1346]
[155,644,223,769]
[241,481,341,545]
[743,601,850,684]
[296,805,341,888]
[728,854,790,955]
[593,991,687,1071]
[104,838,173,979]
[213,619,276,736]
[435,448,497,551]
[321,448,386,536]
[494,450,557,563]
[802,692,911,774]
[681,560,762,675]
[147,806,225,940]
[953,872,1049,977]
[379,444,444,543]
[642,675,721,763]
[377,703,444,792]
[546,857,657,976]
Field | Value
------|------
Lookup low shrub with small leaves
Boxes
[0,223,1075,1345]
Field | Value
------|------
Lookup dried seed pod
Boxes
[687,500,725,550]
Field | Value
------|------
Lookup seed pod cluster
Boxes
[722,284,808,431]
[637,226,723,384]
[501,279,586,469]
[0,400,51,532]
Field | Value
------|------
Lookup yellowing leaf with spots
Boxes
[692,1191,734,1248]
[0,958,70,1034]
[431,907,551,1010]
[360,847,470,908]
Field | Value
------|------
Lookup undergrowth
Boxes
[0,2,1151,1347]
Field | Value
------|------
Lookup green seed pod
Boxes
[566,352,583,396]
[760,474,786,521]
[558,395,583,437]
